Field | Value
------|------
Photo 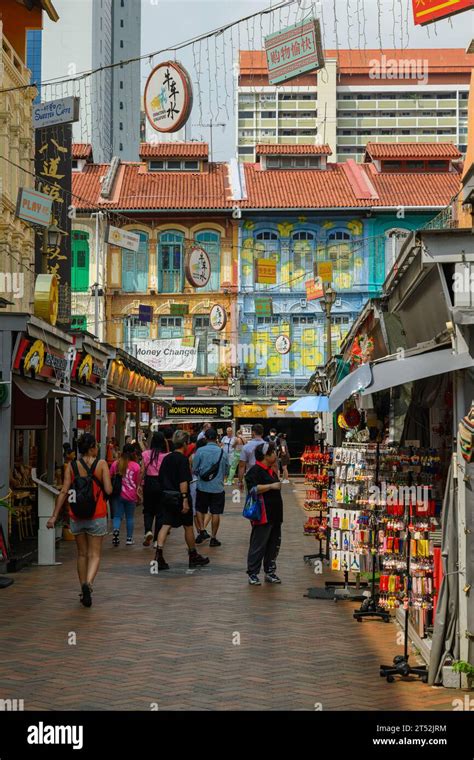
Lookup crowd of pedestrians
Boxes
[47,422,291,606]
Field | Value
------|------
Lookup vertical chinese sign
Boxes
[35,124,72,327]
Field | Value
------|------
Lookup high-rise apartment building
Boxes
[26,30,42,103]
[42,0,141,163]
[237,49,471,162]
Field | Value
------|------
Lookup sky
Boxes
[140,0,473,160]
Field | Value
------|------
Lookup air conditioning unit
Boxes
[300,298,307,308]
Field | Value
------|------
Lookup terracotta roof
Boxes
[256,144,332,156]
[365,142,462,160]
[240,163,460,209]
[72,162,232,210]
[139,142,209,159]
[239,48,474,74]
[72,143,93,160]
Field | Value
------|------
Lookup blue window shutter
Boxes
[122,250,135,292]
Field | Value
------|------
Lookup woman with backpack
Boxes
[141,431,168,547]
[109,443,142,546]
[46,433,113,608]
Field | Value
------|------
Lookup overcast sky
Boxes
[140,0,472,160]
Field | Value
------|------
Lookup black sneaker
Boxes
[195,531,210,544]
[112,529,120,546]
[209,537,221,547]
[80,583,92,607]
[248,574,261,586]
[189,551,210,568]
[155,548,169,571]
[264,572,282,584]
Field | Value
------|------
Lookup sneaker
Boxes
[195,531,210,544]
[209,537,221,547]
[80,583,92,607]
[112,529,120,546]
[281,479,290,484]
[126,537,134,545]
[189,551,210,568]
[153,541,158,549]
[143,531,153,547]
[265,572,282,584]
[248,574,261,586]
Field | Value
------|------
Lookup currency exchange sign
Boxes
[264,18,325,85]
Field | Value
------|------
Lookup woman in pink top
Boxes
[110,443,141,546]
[141,431,168,547]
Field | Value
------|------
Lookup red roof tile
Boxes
[239,48,474,75]
[139,142,209,159]
[72,162,232,210]
[365,142,462,160]
[256,143,332,155]
[72,143,93,160]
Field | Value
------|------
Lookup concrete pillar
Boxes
[46,398,56,485]
[116,398,126,449]
[316,58,337,157]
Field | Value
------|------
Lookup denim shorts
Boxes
[70,517,108,537]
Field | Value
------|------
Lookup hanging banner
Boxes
[167,402,234,420]
[185,245,211,288]
[265,18,325,85]
[34,123,72,327]
[305,277,324,301]
[135,338,199,372]
[210,304,227,331]
[106,225,141,252]
[318,261,333,283]
[144,61,193,133]
[15,188,53,227]
[256,258,277,284]
[412,0,473,25]
[255,297,273,316]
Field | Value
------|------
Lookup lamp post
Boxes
[41,223,62,274]
[320,285,337,362]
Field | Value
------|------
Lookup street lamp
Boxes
[319,285,337,362]
[41,223,62,274]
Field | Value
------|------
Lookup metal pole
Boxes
[94,212,100,338]
[42,229,48,275]
[326,307,332,361]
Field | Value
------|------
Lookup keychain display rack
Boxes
[301,446,332,565]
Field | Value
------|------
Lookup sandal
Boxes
[80,583,92,608]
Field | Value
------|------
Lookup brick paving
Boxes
[0,481,465,711]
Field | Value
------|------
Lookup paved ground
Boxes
[0,480,464,711]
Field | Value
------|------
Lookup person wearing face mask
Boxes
[244,442,283,586]
[265,428,281,477]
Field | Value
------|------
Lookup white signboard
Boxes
[135,338,199,372]
[144,61,193,133]
[106,225,141,252]
[210,304,227,331]
[32,97,80,128]
[185,245,211,288]
[275,334,291,355]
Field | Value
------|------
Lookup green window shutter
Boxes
[72,232,89,292]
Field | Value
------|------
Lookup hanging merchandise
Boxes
[301,446,333,557]
[458,404,474,462]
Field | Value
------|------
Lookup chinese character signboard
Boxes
[317,261,333,284]
[35,124,72,327]
[412,0,473,24]
[185,245,211,288]
[256,258,277,284]
[210,304,227,331]
[305,277,324,301]
[265,18,325,85]
[170,303,189,316]
[144,61,193,133]
[255,297,273,316]
[32,97,79,129]
[138,304,154,323]
[15,188,53,227]
[106,225,141,251]
[275,334,291,355]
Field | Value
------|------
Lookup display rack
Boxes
[301,446,331,565]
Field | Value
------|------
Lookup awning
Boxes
[286,396,329,413]
[13,376,51,401]
[328,349,474,412]
[328,364,372,413]
[71,382,102,401]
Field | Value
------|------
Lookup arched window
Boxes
[158,231,184,293]
[255,230,279,290]
[122,231,149,292]
[291,230,315,291]
[195,230,220,291]
[72,230,90,292]
[385,228,410,277]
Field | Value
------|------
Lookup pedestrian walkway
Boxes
[0,483,464,711]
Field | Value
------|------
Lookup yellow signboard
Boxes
[318,261,333,283]
[33,274,59,326]
[256,259,277,284]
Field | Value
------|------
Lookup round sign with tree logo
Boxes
[144,61,193,133]
[210,304,227,331]
[275,334,291,355]
[185,246,211,288]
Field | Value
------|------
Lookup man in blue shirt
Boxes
[192,428,229,546]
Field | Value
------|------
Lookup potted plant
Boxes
[452,660,474,690]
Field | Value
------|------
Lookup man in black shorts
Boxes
[155,430,210,571]
[192,427,229,547]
